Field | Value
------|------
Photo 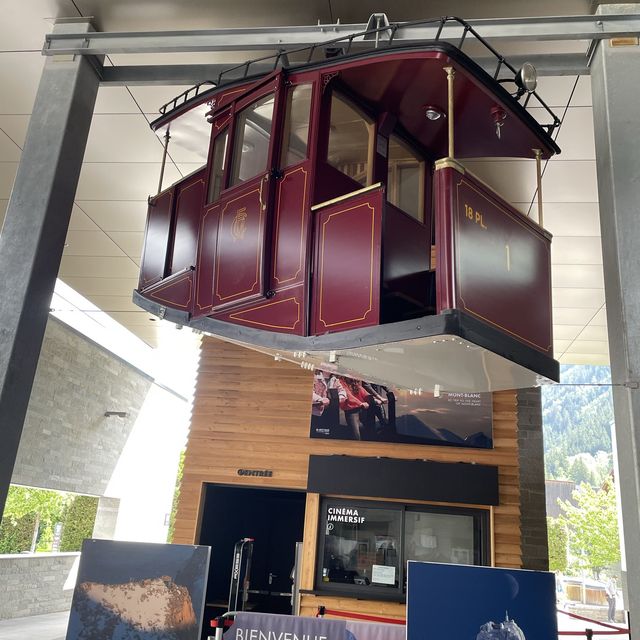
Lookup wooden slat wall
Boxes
[174,337,521,618]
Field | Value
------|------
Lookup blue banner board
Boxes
[407,561,557,640]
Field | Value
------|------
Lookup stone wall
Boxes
[0,553,78,618]
[11,317,153,495]
[517,386,549,570]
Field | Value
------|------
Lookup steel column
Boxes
[0,19,101,517]
[591,3,640,628]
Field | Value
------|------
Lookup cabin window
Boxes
[207,127,228,203]
[281,84,313,168]
[327,94,374,187]
[387,134,425,222]
[230,93,276,186]
[317,498,488,598]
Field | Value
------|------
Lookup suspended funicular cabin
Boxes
[134,18,561,392]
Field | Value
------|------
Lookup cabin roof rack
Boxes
[157,15,561,135]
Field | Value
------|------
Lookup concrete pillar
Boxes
[591,3,640,629]
[92,497,121,540]
[517,387,549,571]
[0,20,101,517]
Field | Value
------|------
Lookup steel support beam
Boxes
[42,14,640,56]
[99,52,589,86]
[591,3,640,627]
[0,19,101,517]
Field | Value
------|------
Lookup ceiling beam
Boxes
[43,14,640,56]
[100,52,589,86]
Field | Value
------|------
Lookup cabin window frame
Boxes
[315,496,490,601]
[204,74,283,203]
[386,132,427,224]
[229,91,278,188]
[206,123,230,204]
[279,81,315,170]
[324,90,376,188]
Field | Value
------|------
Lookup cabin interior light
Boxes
[424,106,445,121]
[515,62,537,96]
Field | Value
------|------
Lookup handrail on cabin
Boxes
[310,183,384,212]
[157,15,561,136]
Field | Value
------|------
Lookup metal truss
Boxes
[41,13,640,84]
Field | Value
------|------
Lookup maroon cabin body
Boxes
[135,40,560,389]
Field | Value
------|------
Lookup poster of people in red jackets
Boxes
[310,369,492,448]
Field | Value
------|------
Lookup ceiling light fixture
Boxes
[424,105,445,121]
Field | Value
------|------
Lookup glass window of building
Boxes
[318,498,487,598]
[281,84,313,168]
[319,502,401,590]
[327,94,374,186]
[230,93,275,186]
[387,135,425,222]
[404,510,476,566]
[207,128,228,203]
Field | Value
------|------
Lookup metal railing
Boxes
[157,15,561,135]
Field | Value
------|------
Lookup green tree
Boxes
[59,495,99,552]
[548,516,568,573]
[560,479,620,578]
[0,485,68,552]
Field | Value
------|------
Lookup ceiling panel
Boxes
[58,255,140,279]
[63,230,127,257]
[0,163,18,199]
[75,0,332,32]
[0,199,7,230]
[61,276,140,296]
[543,160,598,202]
[553,325,585,341]
[0,115,30,149]
[559,352,609,365]
[553,307,602,326]
[571,75,592,107]
[551,236,602,265]
[0,130,21,161]
[0,0,77,51]
[551,107,595,161]
[76,200,149,232]
[94,86,140,115]
[0,52,44,114]
[108,231,144,260]
[100,310,164,326]
[552,287,605,309]
[543,202,601,237]
[552,264,604,289]
[127,85,196,115]
[68,205,101,231]
[565,340,609,355]
[75,162,182,200]
[590,307,608,326]
[80,295,141,313]
[83,114,165,163]
[578,324,609,341]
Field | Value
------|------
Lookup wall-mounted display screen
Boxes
[310,369,493,448]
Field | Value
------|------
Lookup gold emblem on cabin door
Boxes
[231,207,248,241]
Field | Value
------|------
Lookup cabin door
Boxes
[210,78,283,313]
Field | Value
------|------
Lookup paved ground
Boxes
[0,610,70,640]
